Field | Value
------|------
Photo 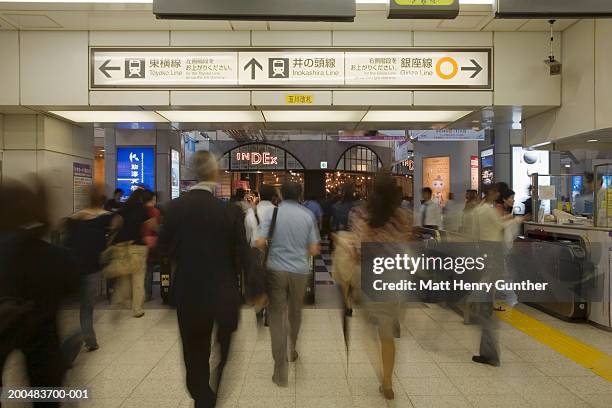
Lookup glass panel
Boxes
[595,164,612,228]
[219,153,230,170]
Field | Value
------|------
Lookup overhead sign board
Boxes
[91,48,491,90]
[153,0,355,22]
[497,0,612,18]
[388,0,459,20]
[410,129,485,141]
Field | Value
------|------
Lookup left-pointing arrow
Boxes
[99,59,121,79]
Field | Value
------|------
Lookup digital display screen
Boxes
[116,147,155,201]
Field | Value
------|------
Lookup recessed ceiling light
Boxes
[362,111,472,122]
[263,111,366,122]
[50,111,167,123]
[157,111,264,123]
[565,164,571,168]
[587,139,599,143]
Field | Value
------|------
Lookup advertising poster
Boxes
[512,147,550,215]
[480,148,495,190]
[171,149,180,200]
[73,163,92,212]
[423,157,450,208]
[116,147,155,201]
[470,155,479,191]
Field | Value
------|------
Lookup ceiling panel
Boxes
[230,21,268,31]
[3,13,62,29]
[481,19,526,32]
[0,15,16,30]
[519,19,578,32]
[437,14,490,30]
[269,21,334,31]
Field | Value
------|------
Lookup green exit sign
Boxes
[388,0,460,19]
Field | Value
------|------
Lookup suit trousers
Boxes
[177,305,234,408]
[267,270,308,383]
[475,301,500,365]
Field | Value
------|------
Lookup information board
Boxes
[116,147,155,201]
[91,48,491,90]
[171,149,180,200]
[73,163,92,213]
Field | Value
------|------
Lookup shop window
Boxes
[336,145,383,173]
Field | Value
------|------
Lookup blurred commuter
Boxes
[256,181,320,387]
[575,172,595,216]
[0,179,79,405]
[400,195,413,210]
[245,184,278,247]
[104,188,124,213]
[443,192,462,232]
[495,189,521,308]
[350,174,413,400]
[470,185,520,366]
[461,189,479,236]
[62,186,113,358]
[158,151,251,408]
[143,190,161,301]
[110,189,158,318]
[332,182,356,232]
[303,192,324,230]
[321,192,339,240]
[419,187,442,229]
[232,188,251,214]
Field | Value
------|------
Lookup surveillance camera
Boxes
[544,58,562,76]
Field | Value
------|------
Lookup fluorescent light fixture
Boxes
[530,141,552,148]
[157,111,264,122]
[50,111,167,123]
[587,139,599,143]
[565,164,571,168]
[263,111,366,122]
[362,110,471,122]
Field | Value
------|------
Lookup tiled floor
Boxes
[2,302,611,408]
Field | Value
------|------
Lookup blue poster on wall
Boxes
[116,147,155,201]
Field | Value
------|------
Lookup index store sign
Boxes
[235,151,279,166]
[91,48,491,90]
[116,147,155,200]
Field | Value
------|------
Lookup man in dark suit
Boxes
[158,151,250,408]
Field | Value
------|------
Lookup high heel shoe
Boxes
[379,385,394,400]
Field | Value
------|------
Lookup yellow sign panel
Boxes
[286,94,314,105]
[395,0,455,5]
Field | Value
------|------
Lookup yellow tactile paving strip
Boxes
[496,307,612,382]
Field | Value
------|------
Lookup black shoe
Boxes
[345,308,353,317]
[288,351,299,363]
[472,355,500,367]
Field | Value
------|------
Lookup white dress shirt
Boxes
[245,200,275,247]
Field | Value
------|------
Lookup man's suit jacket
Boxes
[158,189,249,316]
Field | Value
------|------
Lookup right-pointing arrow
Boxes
[244,58,263,80]
[99,59,121,79]
[461,59,483,79]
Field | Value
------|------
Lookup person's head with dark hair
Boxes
[483,185,500,203]
[367,173,401,229]
[0,178,49,237]
[422,187,433,201]
[89,185,107,209]
[495,182,510,197]
[125,188,146,208]
[143,190,158,207]
[465,189,479,203]
[585,172,595,192]
[501,188,516,211]
[260,184,278,202]
[281,180,302,201]
[341,182,355,203]
[235,188,246,202]
[113,188,123,201]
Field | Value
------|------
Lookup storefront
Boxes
[217,143,305,199]
[325,145,384,198]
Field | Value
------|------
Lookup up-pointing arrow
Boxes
[99,59,121,79]
[461,59,483,79]
[244,58,263,80]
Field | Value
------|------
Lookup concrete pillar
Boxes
[0,114,94,224]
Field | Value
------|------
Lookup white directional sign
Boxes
[91,48,491,89]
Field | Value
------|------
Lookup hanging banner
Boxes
[410,129,485,141]
[91,48,491,90]
[388,0,459,19]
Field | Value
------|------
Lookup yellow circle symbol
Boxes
[436,57,458,80]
